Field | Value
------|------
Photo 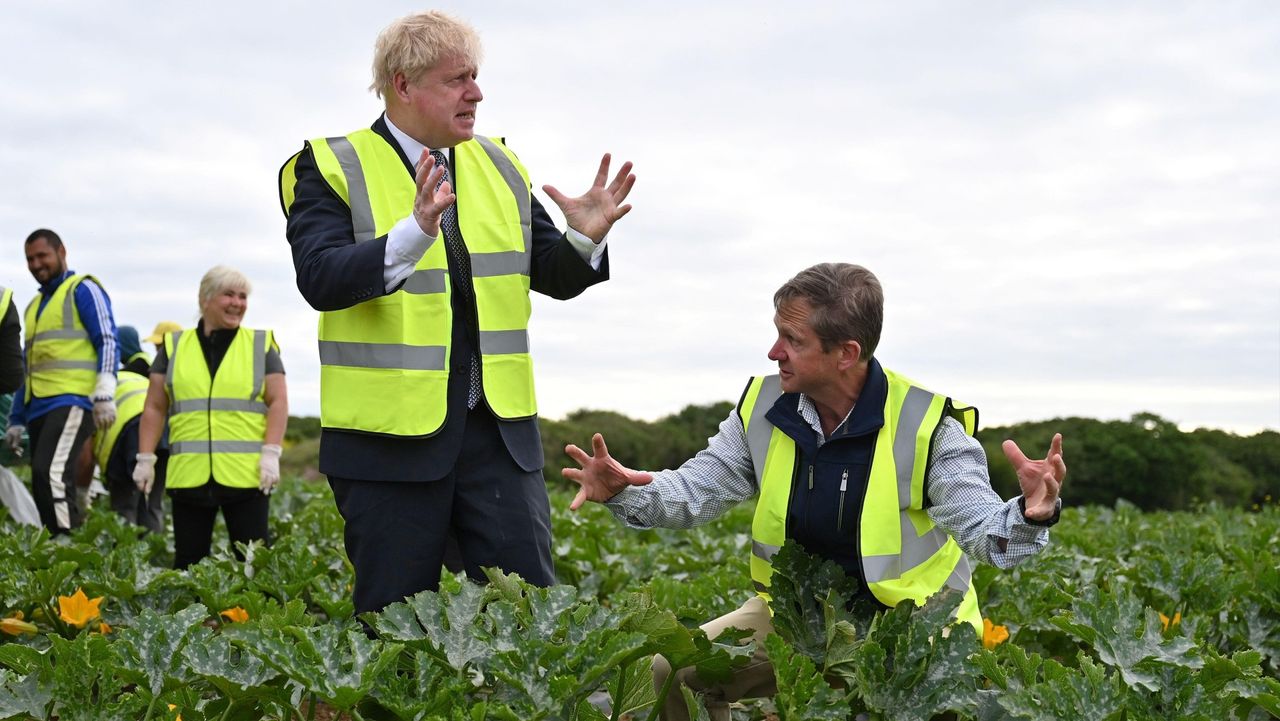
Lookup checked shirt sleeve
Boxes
[925,417,1053,569]
[604,411,759,530]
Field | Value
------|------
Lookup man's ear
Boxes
[836,340,862,370]
[390,72,412,102]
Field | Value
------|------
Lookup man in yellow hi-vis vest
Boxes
[563,263,1067,721]
[280,11,636,616]
[5,229,120,535]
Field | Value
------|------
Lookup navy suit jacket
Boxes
[284,117,608,481]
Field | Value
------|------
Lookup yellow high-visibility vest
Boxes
[738,370,983,632]
[164,328,272,489]
[22,274,100,402]
[92,370,151,470]
[280,130,535,436]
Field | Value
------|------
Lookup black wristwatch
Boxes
[1019,497,1060,527]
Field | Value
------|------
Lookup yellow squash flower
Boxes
[168,703,184,721]
[219,606,250,624]
[982,617,1010,649]
[0,615,37,636]
[98,621,112,634]
[57,588,103,628]
[1159,611,1182,631]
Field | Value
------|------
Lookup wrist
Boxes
[136,452,157,463]
[1019,496,1060,527]
[261,444,283,457]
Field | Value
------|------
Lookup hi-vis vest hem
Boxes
[22,274,101,402]
[279,129,537,437]
[164,328,272,490]
[736,369,983,632]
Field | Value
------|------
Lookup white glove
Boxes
[133,453,157,495]
[76,486,92,513]
[259,444,282,495]
[91,372,117,430]
[4,425,24,457]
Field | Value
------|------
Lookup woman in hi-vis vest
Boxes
[133,266,288,569]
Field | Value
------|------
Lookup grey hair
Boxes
[773,263,883,361]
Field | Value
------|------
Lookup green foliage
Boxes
[0,480,1278,720]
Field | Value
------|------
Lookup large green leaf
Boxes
[1051,585,1200,691]
[765,634,849,720]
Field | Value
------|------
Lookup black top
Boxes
[0,298,23,394]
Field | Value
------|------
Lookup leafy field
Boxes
[0,480,1277,720]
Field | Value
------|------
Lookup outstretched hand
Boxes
[412,149,456,236]
[1002,433,1066,521]
[562,433,653,511]
[543,154,636,242]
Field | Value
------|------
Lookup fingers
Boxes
[1002,439,1030,468]
[592,433,610,459]
[630,470,654,486]
[592,153,611,188]
[1052,453,1067,482]
[564,443,590,465]
[542,183,567,209]
[570,488,587,512]
[608,162,636,201]
[1048,433,1063,460]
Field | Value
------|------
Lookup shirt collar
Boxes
[794,358,888,443]
[383,113,450,164]
[39,269,75,295]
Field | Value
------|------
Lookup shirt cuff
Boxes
[384,215,438,292]
[566,227,607,271]
[603,486,655,530]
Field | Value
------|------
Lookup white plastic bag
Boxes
[0,465,40,527]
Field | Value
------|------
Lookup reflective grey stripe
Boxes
[318,340,447,371]
[165,329,184,401]
[170,398,268,415]
[752,540,780,562]
[863,525,954,582]
[474,136,532,254]
[894,386,935,504]
[944,555,972,593]
[326,136,377,243]
[470,251,528,278]
[29,360,97,372]
[170,440,262,455]
[743,375,783,485]
[117,388,147,406]
[478,329,528,356]
[31,329,89,342]
[60,280,78,329]
[251,330,266,400]
[403,268,447,295]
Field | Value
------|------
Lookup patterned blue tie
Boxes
[431,150,482,410]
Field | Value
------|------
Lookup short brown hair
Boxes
[370,11,483,98]
[773,263,883,362]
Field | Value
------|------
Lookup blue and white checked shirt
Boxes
[605,393,1053,569]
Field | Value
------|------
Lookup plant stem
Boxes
[306,692,317,721]
[644,660,678,721]
[141,694,158,721]
[609,664,627,721]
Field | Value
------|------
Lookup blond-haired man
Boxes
[280,11,635,615]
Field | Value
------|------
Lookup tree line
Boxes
[285,406,1278,512]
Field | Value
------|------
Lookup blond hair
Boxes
[198,265,252,314]
[370,10,483,98]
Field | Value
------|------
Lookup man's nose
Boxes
[767,340,785,361]
[467,80,483,102]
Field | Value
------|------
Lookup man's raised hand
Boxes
[543,153,636,243]
[413,149,456,236]
[562,432,652,511]
[1002,433,1066,521]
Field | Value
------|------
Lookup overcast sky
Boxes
[1,1,1276,434]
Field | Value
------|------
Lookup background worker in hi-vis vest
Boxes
[563,263,1068,721]
[279,10,636,616]
[5,229,120,535]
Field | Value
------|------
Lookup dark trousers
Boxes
[330,408,556,615]
[29,405,95,534]
[104,421,167,533]
[171,489,269,569]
